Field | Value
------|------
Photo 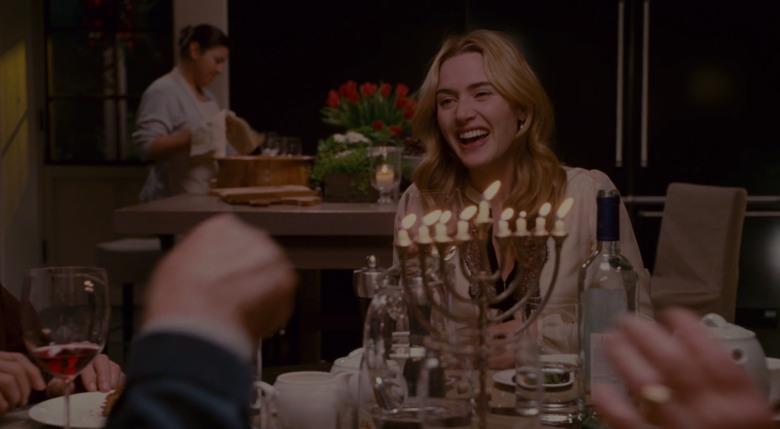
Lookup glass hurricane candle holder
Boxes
[369,145,402,205]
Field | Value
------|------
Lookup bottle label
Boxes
[589,332,626,393]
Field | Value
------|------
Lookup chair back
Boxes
[651,183,747,321]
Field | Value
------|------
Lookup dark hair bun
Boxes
[178,24,229,58]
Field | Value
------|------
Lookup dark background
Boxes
[229,0,780,361]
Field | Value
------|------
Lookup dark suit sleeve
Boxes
[106,332,253,429]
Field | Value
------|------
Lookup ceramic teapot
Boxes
[701,313,769,396]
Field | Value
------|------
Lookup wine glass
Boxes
[20,266,110,429]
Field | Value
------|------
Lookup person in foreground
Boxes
[593,308,775,429]
[395,29,652,366]
[0,286,124,415]
[105,214,296,428]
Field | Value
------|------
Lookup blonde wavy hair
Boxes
[412,29,566,218]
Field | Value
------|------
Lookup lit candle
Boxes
[375,164,395,189]
[401,213,417,230]
[552,197,574,237]
[417,224,432,244]
[552,219,566,236]
[456,220,471,241]
[397,229,412,247]
[434,223,450,242]
[497,207,515,237]
[422,209,442,226]
[483,180,501,201]
[439,210,452,225]
[515,211,528,236]
[476,200,491,224]
[556,197,574,218]
[460,205,477,221]
[535,202,552,235]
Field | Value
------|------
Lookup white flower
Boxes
[345,131,370,144]
[333,133,347,143]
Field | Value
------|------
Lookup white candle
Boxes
[422,209,442,226]
[456,220,471,241]
[556,197,574,219]
[397,229,412,247]
[483,180,501,201]
[375,164,395,189]
[434,223,450,242]
[460,205,477,221]
[552,219,566,236]
[476,200,491,224]
[498,207,514,238]
[535,202,552,235]
[401,213,417,230]
[497,220,511,237]
[417,224,432,244]
[439,210,452,225]
[515,211,528,236]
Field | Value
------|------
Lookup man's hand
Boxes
[144,214,297,343]
[0,352,45,415]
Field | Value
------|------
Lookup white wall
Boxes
[174,0,230,108]
[0,0,43,296]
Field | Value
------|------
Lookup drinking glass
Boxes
[369,145,402,205]
[525,301,583,426]
[20,266,110,429]
[283,137,303,156]
[263,133,282,156]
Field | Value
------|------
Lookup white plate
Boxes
[28,391,109,428]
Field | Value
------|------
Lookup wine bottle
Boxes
[578,189,639,393]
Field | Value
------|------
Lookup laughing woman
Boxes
[395,30,652,364]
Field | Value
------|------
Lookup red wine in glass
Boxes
[30,343,102,378]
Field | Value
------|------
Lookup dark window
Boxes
[44,0,172,163]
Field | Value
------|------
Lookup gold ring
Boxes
[640,383,672,405]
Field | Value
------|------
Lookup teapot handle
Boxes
[254,381,279,429]
[701,313,728,328]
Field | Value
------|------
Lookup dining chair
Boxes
[650,182,747,322]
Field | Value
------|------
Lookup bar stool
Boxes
[96,238,162,359]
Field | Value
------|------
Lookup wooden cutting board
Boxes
[211,185,320,205]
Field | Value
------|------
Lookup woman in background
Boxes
[133,24,230,202]
[395,30,652,366]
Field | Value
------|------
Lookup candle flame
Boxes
[439,210,452,224]
[483,180,501,201]
[500,207,515,221]
[519,210,527,218]
[422,209,443,226]
[539,202,552,217]
[401,213,417,229]
[460,205,478,221]
[556,197,574,218]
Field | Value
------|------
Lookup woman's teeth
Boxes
[459,129,489,144]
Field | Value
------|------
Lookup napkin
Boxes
[190,110,228,158]
[226,113,263,155]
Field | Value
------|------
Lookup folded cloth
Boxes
[226,113,263,155]
[190,110,228,158]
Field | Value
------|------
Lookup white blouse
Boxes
[133,68,221,201]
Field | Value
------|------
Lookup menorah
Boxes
[392,181,573,429]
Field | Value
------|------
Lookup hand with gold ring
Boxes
[592,308,774,429]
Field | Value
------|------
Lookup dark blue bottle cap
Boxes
[597,189,620,241]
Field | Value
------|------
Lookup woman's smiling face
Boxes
[435,52,524,176]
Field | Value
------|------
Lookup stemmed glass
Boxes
[20,267,110,429]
